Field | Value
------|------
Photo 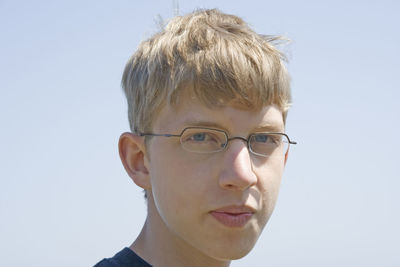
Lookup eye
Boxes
[253,134,282,144]
[181,128,227,153]
[254,134,270,143]
[191,133,207,141]
[187,132,217,142]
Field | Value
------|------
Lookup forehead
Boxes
[153,97,284,133]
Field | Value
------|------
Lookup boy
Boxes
[95,8,296,267]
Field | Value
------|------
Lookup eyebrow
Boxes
[181,120,284,133]
[253,124,284,133]
[182,120,224,129]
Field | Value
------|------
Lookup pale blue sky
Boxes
[1,1,399,266]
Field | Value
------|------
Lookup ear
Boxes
[118,132,151,190]
[284,149,289,166]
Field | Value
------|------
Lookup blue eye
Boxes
[254,134,269,143]
[181,128,227,153]
[192,133,206,141]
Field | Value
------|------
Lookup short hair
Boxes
[122,8,291,134]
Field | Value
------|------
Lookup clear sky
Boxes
[1,1,399,266]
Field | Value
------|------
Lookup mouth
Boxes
[210,206,255,228]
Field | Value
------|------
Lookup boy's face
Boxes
[143,98,286,260]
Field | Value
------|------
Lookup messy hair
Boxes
[122,9,291,134]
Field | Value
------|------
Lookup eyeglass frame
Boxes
[138,126,297,158]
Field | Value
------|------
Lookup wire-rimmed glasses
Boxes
[139,127,296,158]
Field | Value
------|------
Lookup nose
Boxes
[218,139,258,191]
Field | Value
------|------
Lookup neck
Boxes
[130,196,231,267]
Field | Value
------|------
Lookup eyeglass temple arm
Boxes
[280,133,297,145]
[139,133,181,137]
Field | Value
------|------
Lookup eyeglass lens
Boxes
[180,128,289,157]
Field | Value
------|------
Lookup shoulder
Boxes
[93,247,152,267]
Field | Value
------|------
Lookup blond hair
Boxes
[122,9,291,133]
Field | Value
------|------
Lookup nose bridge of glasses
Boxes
[225,136,250,149]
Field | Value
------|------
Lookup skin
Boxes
[119,98,288,267]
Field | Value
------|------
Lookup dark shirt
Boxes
[94,247,152,267]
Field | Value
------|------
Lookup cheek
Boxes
[253,158,285,212]
[148,149,214,221]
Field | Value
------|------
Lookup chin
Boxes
[211,247,254,261]
[204,236,258,261]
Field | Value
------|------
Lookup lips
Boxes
[210,206,255,228]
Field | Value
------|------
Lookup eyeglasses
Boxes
[139,127,296,158]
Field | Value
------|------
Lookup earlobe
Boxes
[118,132,151,190]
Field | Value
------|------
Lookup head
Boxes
[122,8,291,135]
[119,8,292,262]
